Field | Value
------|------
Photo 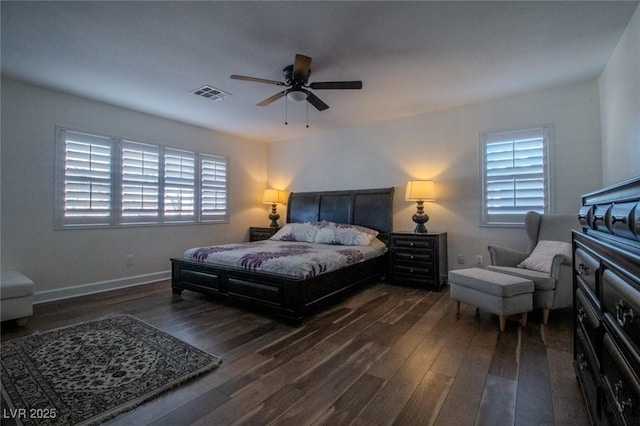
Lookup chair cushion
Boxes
[517,240,572,273]
[486,265,556,291]
[448,268,533,298]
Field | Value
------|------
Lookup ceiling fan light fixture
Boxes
[286,89,307,102]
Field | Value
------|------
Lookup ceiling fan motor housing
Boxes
[283,64,310,86]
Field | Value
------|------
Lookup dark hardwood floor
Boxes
[1,280,589,425]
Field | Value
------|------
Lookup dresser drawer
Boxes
[575,246,601,295]
[577,287,601,347]
[602,333,640,425]
[602,269,640,356]
[575,327,600,419]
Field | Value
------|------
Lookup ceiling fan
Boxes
[230,54,362,111]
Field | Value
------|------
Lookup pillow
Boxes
[270,222,318,242]
[314,222,379,246]
[517,240,572,273]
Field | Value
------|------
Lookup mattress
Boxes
[183,239,387,280]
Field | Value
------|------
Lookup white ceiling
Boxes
[1,1,638,143]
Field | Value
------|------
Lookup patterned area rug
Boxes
[1,315,221,425]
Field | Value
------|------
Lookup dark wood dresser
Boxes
[389,232,448,289]
[573,176,640,425]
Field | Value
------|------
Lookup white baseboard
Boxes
[33,270,171,304]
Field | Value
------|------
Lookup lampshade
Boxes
[286,89,307,102]
[263,189,286,205]
[405,180,436,201]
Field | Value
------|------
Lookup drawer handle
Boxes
[610,215,627,225]
[615,299,635,328]
[578,263,589,275]
[614,381,633,414]
[577,307,586,323]
[409,242,414,247]
[576,353,588,371]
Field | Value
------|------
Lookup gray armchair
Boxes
[487,211,580,324]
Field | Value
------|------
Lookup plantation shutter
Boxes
[482,127,549,226]
[163,148,195,220]
[121,141,159,222]
[62,130,113,225]
[200,154,228,221]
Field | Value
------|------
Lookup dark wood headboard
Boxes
[286,187,395,236]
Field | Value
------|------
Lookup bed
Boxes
[171,187,394,322]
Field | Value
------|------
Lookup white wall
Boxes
[599,4,640,186]
[1,78,268,301]
[268,80,603,271]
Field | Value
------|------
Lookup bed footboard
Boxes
[171,254,387,323]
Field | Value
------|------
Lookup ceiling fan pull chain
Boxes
[284,97,288,125]
[306,102,309,128]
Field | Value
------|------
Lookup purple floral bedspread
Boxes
[183,240,387,279]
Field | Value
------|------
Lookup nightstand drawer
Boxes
[249,227,279,242]
[392,251,433,263]
[392,237,435,251]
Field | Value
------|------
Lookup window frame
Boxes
[55,127,229,229]
[479,125,553,228]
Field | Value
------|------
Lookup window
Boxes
[56,127,228,228]
[480,127,550,227]
[163,149,195,220]
[59,131,114,226]
[121,141,160,222]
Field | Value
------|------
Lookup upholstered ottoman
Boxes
[449,268,533,331]
[1,271,35,326]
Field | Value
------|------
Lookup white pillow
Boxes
[270,222,318,243]
[314,222,379,246]
[517,240,572,273]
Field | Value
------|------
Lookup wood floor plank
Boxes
[433,327,498,426]
[359,331,447,425]
[271,341,388,425]
[392,371,454,426]
[474,374,517,426]
[312,373,386,426]
[370,290,453,377]
[547,348,590,426]
[231,384,306,425]
[488,326,522,380]
[514,325,555,425]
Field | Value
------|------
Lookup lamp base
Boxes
[411,201,429,234]
[268,204,280,229]
[413,222,428,234]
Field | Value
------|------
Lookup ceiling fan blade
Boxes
[309,81,363,90]
[292,54,312,80]
[257,90,286,107]
[305,91,329,111]
[230,75,284,86]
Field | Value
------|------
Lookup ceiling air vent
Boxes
[191,85,230,102]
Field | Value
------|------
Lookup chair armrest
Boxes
[549,254,572,278]
[487,245,528,267]
[549,256,574,309]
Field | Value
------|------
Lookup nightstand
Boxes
[389,232,448,289]
[249,227,279,242]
